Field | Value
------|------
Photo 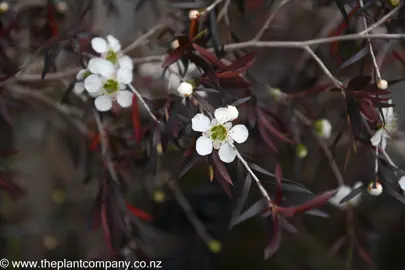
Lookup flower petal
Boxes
[76,69,88,80]
[94,95,112,112]
[192,113,211,132]
[229,125,249,144]
[107,35,121,52]
[118,55,133,70]
[91,37,108,53]
[116,68,133,84]
[227,105,239,121]
[381,136,387,150]
[370,129,383,146]
[399,176,405,191]
[218,143,237,163]
[196,136,213,156]
[73,82,85,94]
[328,185,352,208]
[88,58,115,78]
[84,74,102,93]
[214,107,232,124]
[116,90,134,108]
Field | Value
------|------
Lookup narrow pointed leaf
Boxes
[192,43,227,69]
[231,199,266,227]
[257,109,296,144]
[229,174,252,229]
[258,121,278,152]
[354,239,374,266]
[101,202,113,253]
[337,45,369,71]
[226,52,257,73]
[347,76,372,90]
[126,202,153,221]
[162,45,190,69]
[278,215,297,233]
[212,150,233,185]
[282,189,338,217]
[264,215,281,259]
[275,163,283,204]
[330,235,348,254]
[231,96,251,107]
[334,0,349,25]
[305,209,329,218]
[209,9,221,57]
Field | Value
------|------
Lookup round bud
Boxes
[56,1,68,13]
[377,79,388,90]
[367,181,383,196]
[389,0,400,7]
[208,240,222,253]
[189,10,200,20]
[314,119,332,139]
[177,82,193,97]
[153,190,165,202]
[0,2,9,13]
[171,39,180,50]
[296,143,308,159]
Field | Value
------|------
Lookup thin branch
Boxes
[234,148,272,203]
[122,22,168,54]
[201,0,224,16]
[217,0,231,25]
[92,109,119,183]
[127,83,161,125]
[167,181,216,245]
[359,4,401,35]
[253,0,293,41]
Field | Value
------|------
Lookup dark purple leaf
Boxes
[258,121,278,152]
[257,109,296,144]
[334,0,349,25]
[225,52,257,73]
[212,150,233,186]
[337,45,370,71]
[347,76,372,90]
[192,43,227,69]
[161,45,190,69]
[282,189,338,217]
[304,209,329,218]
[330,235,347,254]
[278,215,297,233]
[264,214,281,259]
[275,164,282,204]
[354,239,374,266]
[231,96,251,107]
[209,9,221,58]
[229,174,252,229]
[231,199,267,227]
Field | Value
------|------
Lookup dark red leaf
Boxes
[161,45,190,69]
[359,98,379,122]
[354,239,374,267]
[258,121,278,153]
[225,52,257,73]
[192,43,227,69]
[287,83,333,99]
[212,150,233,186]
[281,189,337,217]
[218,76,251,88]
[264,214,281,259]
[216,71,242,78]
[189,17,199,40]
[131,95,142,144]
[184,141,196,157]
[275,164,283,204]
[101,203,113,254]
[126,202,153,221]
[329,235,347,254]
[0,174,24,199]
[47,2,59,37]
[346,76,372,90]
[257,109,296,144]
[88,134,101,151]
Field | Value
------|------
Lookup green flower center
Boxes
[210,125,228,142]
[83,70,91,79]
[106,50,118,64]
[314,120,323,134]
[103,79,119,94]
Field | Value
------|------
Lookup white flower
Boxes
[314,119,332,139]
[0,2,9,13]
[91,35,133,71]
[329,182,363,209]
[367,181,383,196]
[370,99,396,150]
[191,106,249,163]
[84,68,134,112]
[171,39,180,50]
[73,69,91,95]
[399,176,405,196]
[177,82,193,97]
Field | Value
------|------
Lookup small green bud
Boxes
[296,143,308,159]
[208,240,222,253]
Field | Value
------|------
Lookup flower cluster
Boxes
[191,106,249,163]
[74,35,134,112]
[370,99,397,150]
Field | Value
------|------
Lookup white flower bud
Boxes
[177,82,193,97]
[171,39,180,50]
[269,88,284,101]
[56,1,68,13]
[389,0,400,7]
[314,119,332,139]
[367,181,383,196]
[0,2,9,13]
[377,79,388,90]
[296,143,308,159]
[189,10,200,20]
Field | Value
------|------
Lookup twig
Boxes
[359,4,401,35]
[127,83,160,124]
[92,109,119,183]
[201,0,224,16]
[167,181,216,245]
[253,0,293,41]
[359,0,381,81]
[217,0,231,25]
[234,148,272,203]
[122,22,168,54]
